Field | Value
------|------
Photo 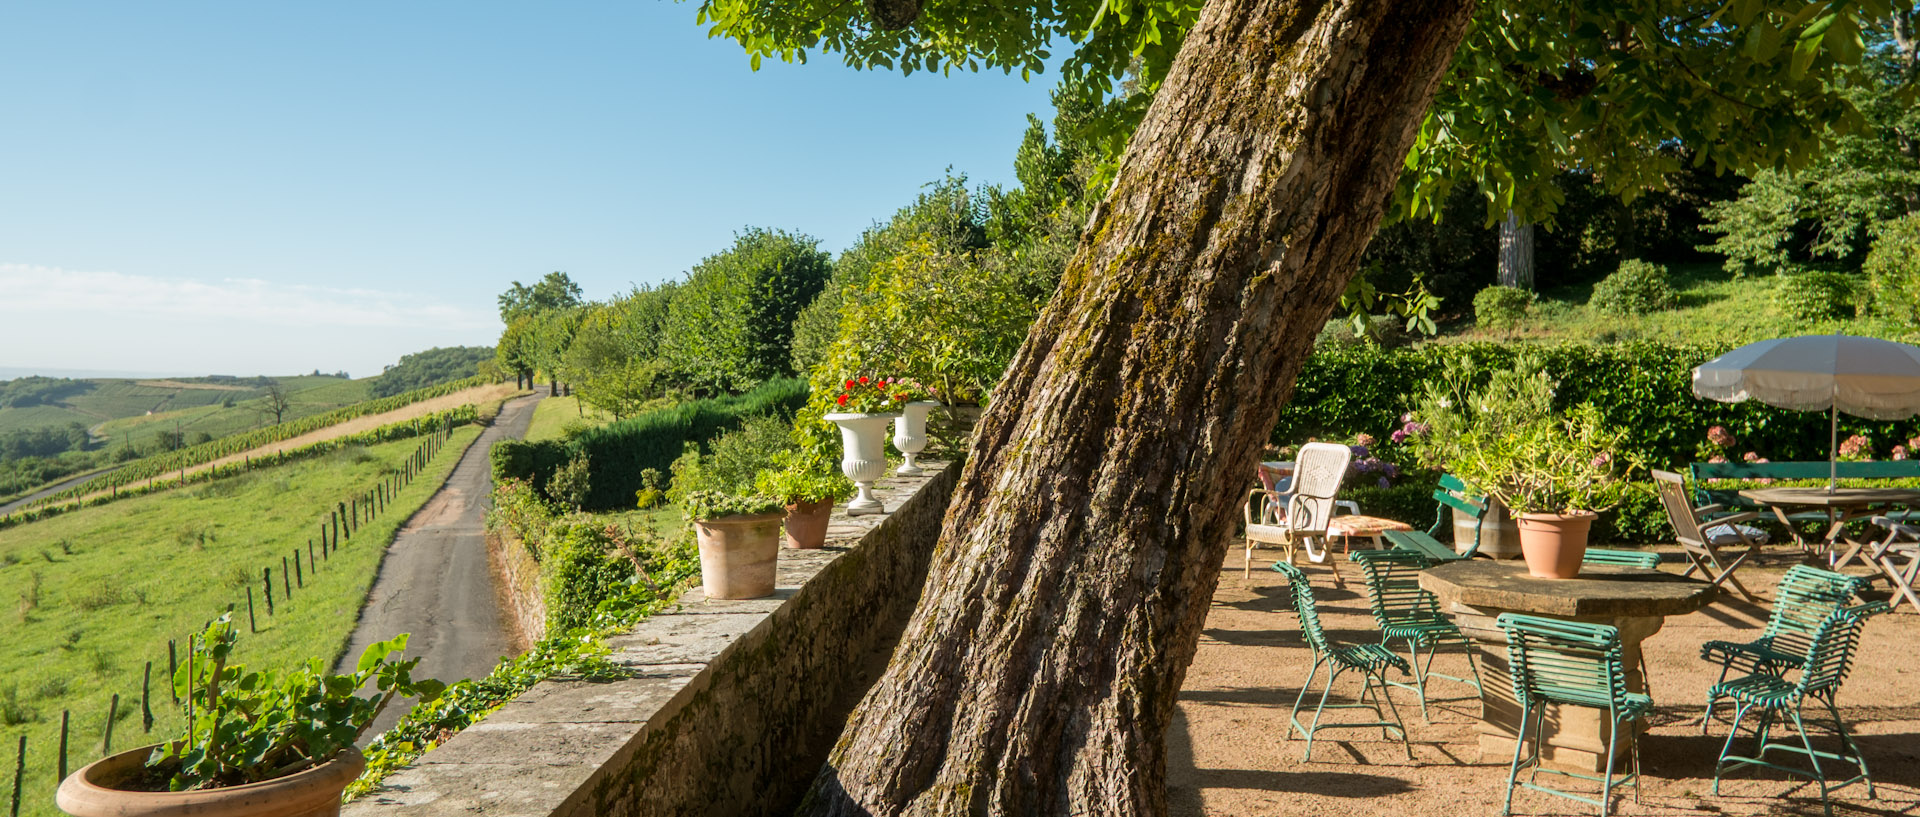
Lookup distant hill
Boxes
[369,346,494,398]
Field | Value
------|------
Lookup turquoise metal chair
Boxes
[1699,565,1866,734]
[1272,562,1413,761]
[1348,548,1482,719]
[1385,473,1488,562]
[1582,549,1661,570]
[1496,614,1651,817]
[1711,601,1887,817]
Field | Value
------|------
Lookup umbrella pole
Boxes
[1830,403,1839,494]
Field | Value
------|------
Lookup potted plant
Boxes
[57,618,442,817]
[824,376,908,515]
[1451,404,1642,578]
[1400,355,1559,558]
[889,382,941,476]
[683,489,786,598]
[755,450,854,549]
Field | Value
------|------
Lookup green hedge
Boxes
[1277,342,1920,543]
[491,378,809,510]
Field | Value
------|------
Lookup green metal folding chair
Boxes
[1385,473,1488,562]
[1349,548,1482,719]
[1496,614,1651,817]
[1582,549,1662,570]
[1699,565,1866,734]
[1712,601,1888,817]
[1272,562,1413,762]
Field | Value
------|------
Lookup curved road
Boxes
[335,392,541,738]
[0,465,124,516]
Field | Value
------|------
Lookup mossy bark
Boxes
[799,1,1475,815]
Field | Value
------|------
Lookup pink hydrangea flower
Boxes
[1895,445,1910,461]
[1355,432,1376,447]
[1743,451,1762,462]
[1839,434,1873,461]
[1709,455,1728,464]
[1707,425,1736,448]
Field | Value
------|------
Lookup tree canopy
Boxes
[497,271,585,323]
[695,0,1902,224]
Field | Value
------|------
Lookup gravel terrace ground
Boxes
[1170,547,1920,817]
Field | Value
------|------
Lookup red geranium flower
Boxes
[836,394,849,406]
[858,376,870,385]
[844,379,855,390]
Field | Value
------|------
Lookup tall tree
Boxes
[696,0,1890,813]
[497,271,585,323]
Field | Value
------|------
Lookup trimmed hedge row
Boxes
[491,378,808,510]
[1278,342,1920,543]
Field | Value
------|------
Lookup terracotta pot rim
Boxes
[693,511,787,526]
[1515,510,1599,522]
[58,743,364,816]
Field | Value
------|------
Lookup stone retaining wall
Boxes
[485,528,546,652]
[345,460,960,817]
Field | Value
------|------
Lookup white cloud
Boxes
[0,264,500,377]
[0,264,493,329]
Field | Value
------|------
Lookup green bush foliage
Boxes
[1771,271,1858,322]
[1272,342,1920,543]
[662,229,832,393]
[369,346,495,398]
[490,379,808,510]
[1472,285,1533,328]
[1865,214,1920,326]
[1589,259,1676,315]
[540,522,637,632]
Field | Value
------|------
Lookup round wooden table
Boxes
[1738,486,1920,564]
[1419,560,1716,773]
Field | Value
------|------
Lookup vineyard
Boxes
[0,424,481,817]
[12,376,495,512]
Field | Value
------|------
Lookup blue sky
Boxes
[0,2,1060,378]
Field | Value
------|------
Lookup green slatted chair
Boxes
[1384,473,1488,562]
[1272,562,1414,762]
[1699,565,1866,735]
[1348,549,1482,719]
[1582,549,1662,570]
[1496,614,1651,817]
[1712,601,1888,817]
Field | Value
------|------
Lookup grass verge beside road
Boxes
[0,426,480,817]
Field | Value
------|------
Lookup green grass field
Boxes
[0,425,480,816]
[92,378,374,449]
[1441,263,1915,346]
[522,395,614,443]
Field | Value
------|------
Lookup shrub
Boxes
[1472,285,1533,329]
[1589,259,1676,315]
[546,450,591,510]
[492,379,808,510]
[1771,271,1858,322]
[661,228,832,393]
[540,523,635,632]
[1865,214,1920,327]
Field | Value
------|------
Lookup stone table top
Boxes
[1420,559,1716,619]
[1738,486,1920,507]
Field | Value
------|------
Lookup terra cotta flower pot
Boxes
[783,499,834,549]
[1514,511,1597,579]
[57,744,365,817]
[694,512,784,599]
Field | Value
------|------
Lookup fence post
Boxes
[280,559,290,599]
[56,711,68,784]
[293,551,303,589]
[142,662,153,733]
[10,735,23,817]
[167,641,177,703]
[263,568,274,614]
[246,587,258,632]
[102,694,118,755]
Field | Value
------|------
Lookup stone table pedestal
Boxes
[1420,560,1716,773]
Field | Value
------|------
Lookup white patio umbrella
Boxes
[1692,334,1920,492]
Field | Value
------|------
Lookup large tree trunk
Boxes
[800,1,1475,815]
[1498,209,1535,289]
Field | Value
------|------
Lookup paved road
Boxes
[335,392,541,739]
[0,465,124,516]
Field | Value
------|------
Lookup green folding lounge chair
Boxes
[1349,548,1482,719]
[1711,601,1888,817]
[1496,614,1650,817]
[1384,473,1488,562]
[1699,565,1866,734]
[1582,549,1662,570]
[1272,562,1413,762]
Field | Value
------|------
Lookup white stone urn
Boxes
[826,412,900,516]
[892,401,941,476]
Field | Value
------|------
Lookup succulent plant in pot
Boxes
[754,449,853,549]
[682,489,786,599]
[1449,404,1645,578]
[57,616,443,817]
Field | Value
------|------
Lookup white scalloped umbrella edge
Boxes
[1693,334,1920,490]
